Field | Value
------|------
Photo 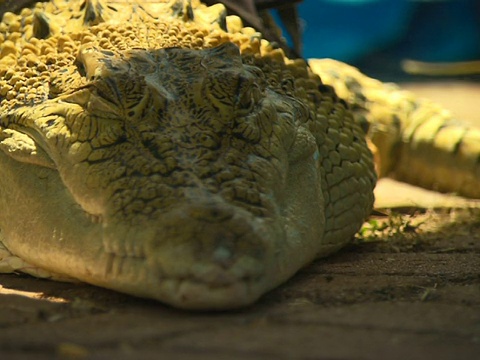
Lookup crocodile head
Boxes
[0,42,333,309]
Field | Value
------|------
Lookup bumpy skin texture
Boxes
[310,59,480,199]
[0,0,375,309]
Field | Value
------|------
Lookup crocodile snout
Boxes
[101,196,277,309]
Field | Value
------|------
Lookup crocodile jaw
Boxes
[0,147,325,309]
[0,109,327,309]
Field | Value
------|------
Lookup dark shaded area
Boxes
[204,0,303,56]
[0,0,36,16]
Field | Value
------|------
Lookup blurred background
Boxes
[274,0,480,81]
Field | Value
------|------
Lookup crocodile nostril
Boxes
[212,246,234,268]
[187,203,234,222]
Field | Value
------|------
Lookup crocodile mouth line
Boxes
[99,245,266,309]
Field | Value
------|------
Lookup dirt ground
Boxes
[1,82,479,360]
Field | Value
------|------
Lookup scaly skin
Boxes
[2,1,478,309]
[0,0,375,309]
[310,59,480,199]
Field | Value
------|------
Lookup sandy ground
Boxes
[0,82,479,359]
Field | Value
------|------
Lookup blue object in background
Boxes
[280,0,480,63]
[395,0,480,62]
[298,0,413,61]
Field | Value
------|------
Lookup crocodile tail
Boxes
[393,100,480,198]
[309,58,480,199]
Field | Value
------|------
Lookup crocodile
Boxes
[0,0,477,310]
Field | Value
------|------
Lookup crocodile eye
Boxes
[91,77,122,108]
[235,79,261,115]
[234,65,265,115]
[281,77,295,93]
[205,66,265,119]
[94,74,148,113]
